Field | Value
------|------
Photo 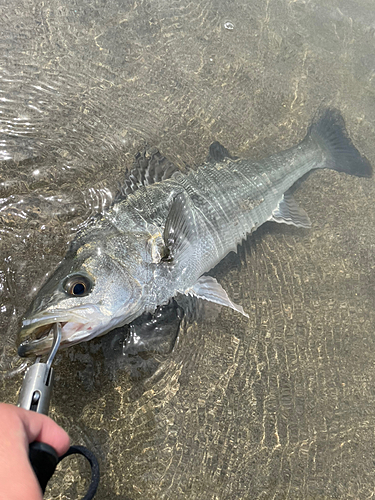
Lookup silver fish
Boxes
[18,109,372,356]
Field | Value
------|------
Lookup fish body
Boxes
[18,109,372,356]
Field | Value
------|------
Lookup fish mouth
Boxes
[18,314,95,357]
[18,303,143,357]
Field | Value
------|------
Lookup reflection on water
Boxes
[1,0,375,498]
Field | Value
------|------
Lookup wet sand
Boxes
[1,0,375,498]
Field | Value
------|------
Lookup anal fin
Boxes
[269,192,311,228]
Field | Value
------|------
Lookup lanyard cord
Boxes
[58,445,100,500]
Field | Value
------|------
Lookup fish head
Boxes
[18,236,145,357]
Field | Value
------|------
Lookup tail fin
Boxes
[307,109,372,177]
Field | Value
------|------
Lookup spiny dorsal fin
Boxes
[115,147,180,201]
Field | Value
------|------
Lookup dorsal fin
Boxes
[206,141,237,163]
[115,147,181,201]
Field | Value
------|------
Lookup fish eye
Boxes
[63,275,92,297]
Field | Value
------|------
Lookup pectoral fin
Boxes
[184,276,249,318]
[269,192,311,228]
[163,191,198,266]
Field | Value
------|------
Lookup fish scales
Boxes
[17,109,373,356]
[127,135,322,277]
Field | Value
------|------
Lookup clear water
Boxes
[1,0,375,498]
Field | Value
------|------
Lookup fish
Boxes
[18,109,372,357]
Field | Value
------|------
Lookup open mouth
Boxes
[18,303,132,357]
[31,322,68,341]
[18,320,89,357]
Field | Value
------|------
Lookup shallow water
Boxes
[1,0,375,498]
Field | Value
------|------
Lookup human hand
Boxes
[0,402,70,500]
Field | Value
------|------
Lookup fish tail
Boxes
[307,109,372,178]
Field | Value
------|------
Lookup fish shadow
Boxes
[99,299,184,380]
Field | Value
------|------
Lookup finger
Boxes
[19,407,70,456]
[0,403,70,456]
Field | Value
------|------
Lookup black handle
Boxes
[19,325,99,498]
[29,441,59,494]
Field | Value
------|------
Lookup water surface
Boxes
[1,0,375,498]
